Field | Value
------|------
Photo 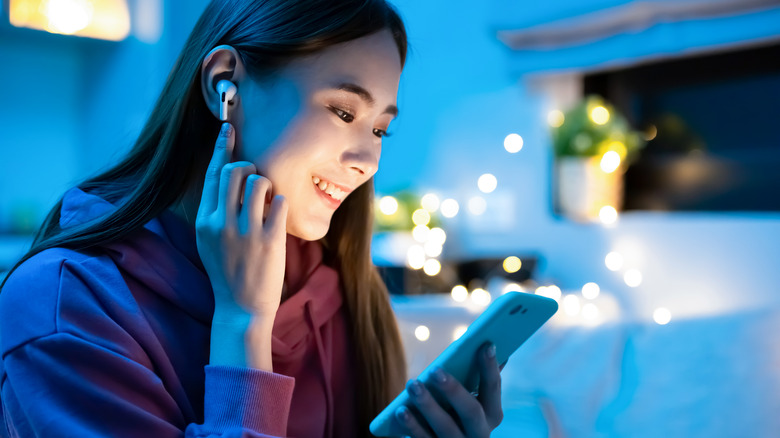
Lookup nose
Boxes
[340,140,380,177]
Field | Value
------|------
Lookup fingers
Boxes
[199,123,234,218]
[427,368,490,437]
[477,343,504,429]
[394,405,433,438]
[263,195,288,241]
[219,162,257,226]
[239,174,268,234]
[404,379,465,438]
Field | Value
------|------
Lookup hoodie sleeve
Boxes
[0,253,295,438]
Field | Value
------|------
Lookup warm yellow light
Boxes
[423,259,441,276]
[412,209,431,226]
[406,245,426,270]
[421,193,440,212]
[600,151,621,173]
[548,110,565,128]
[582,282,600,299]
[503,256,522,273]
[653,307,672,325]
[10,0,131,41]
[415,325,430,341]
[536,285,562,301]
[590,106,610,125]
[624,269,643,287]
[599,205,618,224]
[467,196,487,216]
[607,141,628,159]
[471,288,492,306]
[379,196,398,215]
[412,225,429,243]
[504,133,524,153]
[440,199,459,218]
[428,227,447,245]
[451,285,469,302]
[452,325,468,341]
[478,173,498,194]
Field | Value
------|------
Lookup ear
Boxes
[200,45,248,121]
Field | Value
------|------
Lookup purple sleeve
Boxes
[2,333,295,437]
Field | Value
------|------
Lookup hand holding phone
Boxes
[370,291,558,437]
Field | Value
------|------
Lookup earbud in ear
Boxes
[216,80,238,121]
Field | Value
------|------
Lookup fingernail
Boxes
[487,344,497,359]
[409,380,423,397]
[395,406,410,423]
[433,367,448,384]
[221,122,234,136]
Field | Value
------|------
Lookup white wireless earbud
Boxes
[216,80,238,121]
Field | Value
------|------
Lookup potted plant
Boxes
[550,95,646,221]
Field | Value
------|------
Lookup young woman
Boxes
[0,1,504,436]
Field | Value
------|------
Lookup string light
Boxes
[624,269,643,287]
[423,259,441,276]
[653,307,672,325]
[440,199,460,218]
[379,196,398,215]
[412,208,431,226]
[421,193,440,212]
[451,285,468,302]
[547,110,565,128]
[605,252,623,271]
[415,325,430,341]
[582,282,600,299]
[478,174,498,194]
[503,256,522,273]
[504,133,524,153]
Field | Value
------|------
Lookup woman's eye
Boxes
[328,106,354,123]
[373,128,392,138]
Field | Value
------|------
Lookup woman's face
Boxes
[232,30,402,241]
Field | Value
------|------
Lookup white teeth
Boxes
[313,177,347,201]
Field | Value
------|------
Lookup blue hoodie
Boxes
[0,186,354,437]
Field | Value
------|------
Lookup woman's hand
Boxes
[195,122,288,321]
[395,343,505,437]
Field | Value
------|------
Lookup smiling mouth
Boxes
[312,176,348,201]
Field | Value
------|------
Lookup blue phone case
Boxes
[369,291,558,437]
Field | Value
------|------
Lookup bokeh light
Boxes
[379,196,398,215]
[468,196,487,216]
[406,245,425,270]
[582,282,600,299]
[415,325,430,341]
[428,227,447,245]
[412,208,431,226]
[453,325,468,341]
[590,106,610,125]
[504,133,524,153]
[624,269,643,287]
[600,151,621,173]
[421,193,440,212]
[653,307,672,325]
[503,283,523,294]
[503,256,522,273]
[412,225,430,243]
[471,288,492,306]
[440,199,460,218]
[451,285,468,302]
[423,259,441,276]
[563,294,581,316]
[605,252,623,271]
[599,206,618,224]
[582,303,599,320]
[424,241,443,258]
[548,110,565,128]
[478,173,498,193]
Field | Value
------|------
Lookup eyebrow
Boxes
[334,82,399,117]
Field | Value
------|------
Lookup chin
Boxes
[287,220,329,242]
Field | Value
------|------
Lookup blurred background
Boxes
[2,0,780,436]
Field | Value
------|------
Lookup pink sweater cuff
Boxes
[203,365,295,436]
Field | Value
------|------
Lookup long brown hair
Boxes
[1,0,407,432]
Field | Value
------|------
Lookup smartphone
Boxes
[369,291,558,437]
